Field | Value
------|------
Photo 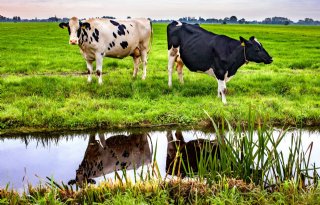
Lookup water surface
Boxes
[0,129,319,192]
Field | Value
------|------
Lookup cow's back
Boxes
[167,22,217,72]
[81,18,152,58]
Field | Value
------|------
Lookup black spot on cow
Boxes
[113,32,117,38]
[120,162,127,169]
[82,29,88,38]
[81,22,91,30]
[92,32,99,42]
[120,41,128,49]
[108,47,110,50]
[127,30,129,34]
[112,41,115,46]
[77,28,81,38]
[81,30,88,42]
[94,28,99,36]
[90,37,93,42]
[117,24,126,36]
[92,29,99,42]
[109,43,113,48]
[110,20,120,26]
[116,161,119,165]
[122,150,130,158]
[130,24,133,27]
[101,52,104,56]
[96,70,101,76]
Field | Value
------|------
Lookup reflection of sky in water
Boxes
[0,129,319,191]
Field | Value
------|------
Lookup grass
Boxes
[0,23,320,132]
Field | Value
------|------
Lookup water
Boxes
[0,129,319,192]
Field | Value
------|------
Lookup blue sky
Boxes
[1,0,319,21]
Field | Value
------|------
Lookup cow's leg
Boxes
[86,60,93,83]
[217,80,227,104]
[132,56,140,78]
[206,68,227,104]
[168,47,178,88]
[95,54,103,85]
[132,47,141,78]
[140,49,148,80]
[176,57,184,84]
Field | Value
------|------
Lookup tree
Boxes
[238,18,245,24]
[230,16,237,23]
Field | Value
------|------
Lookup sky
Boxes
[1,0,319,21]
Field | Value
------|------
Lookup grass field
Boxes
[0,23,319,132]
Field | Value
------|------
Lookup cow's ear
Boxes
[81,22,91,30]
[240,36,252,47]
[249,36,255,41]
[59,22,68,29]
[239,36,247,47]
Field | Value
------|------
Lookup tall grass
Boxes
[167,109,319,190]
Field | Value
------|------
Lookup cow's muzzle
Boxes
[264,58,273,64]
[69,39,79,45]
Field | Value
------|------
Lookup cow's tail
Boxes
[147,19,153,54]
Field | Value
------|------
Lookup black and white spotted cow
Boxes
[68,133,152,186]
[59,17,153,84]
[167,21,273,104]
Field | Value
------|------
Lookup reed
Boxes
[170,109,320,190]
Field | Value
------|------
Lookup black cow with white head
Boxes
[167,21,273,104]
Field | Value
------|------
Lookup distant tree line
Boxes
[154,16,320,25]
[0,14,319,25]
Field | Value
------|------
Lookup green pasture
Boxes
[0,23,319,132]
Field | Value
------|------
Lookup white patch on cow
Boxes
[204,68,216,78]
[176,21,182,26]
[86,61,93,83]
[141,49,148,80]
[167,46,180,87]
[218,80,227,104]
[254,38,261,46]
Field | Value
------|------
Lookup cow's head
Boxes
[240,36,273,64]
[59,17,90,45]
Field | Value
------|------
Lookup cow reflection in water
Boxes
[166,130,220,177]
[69,133,152,185]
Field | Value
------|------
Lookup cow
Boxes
[59,17,153,84]
[68,132,152,186]
[167,21,273,104]
[166,130,220,177]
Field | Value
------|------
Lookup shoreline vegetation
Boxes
[1,116,320,204]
